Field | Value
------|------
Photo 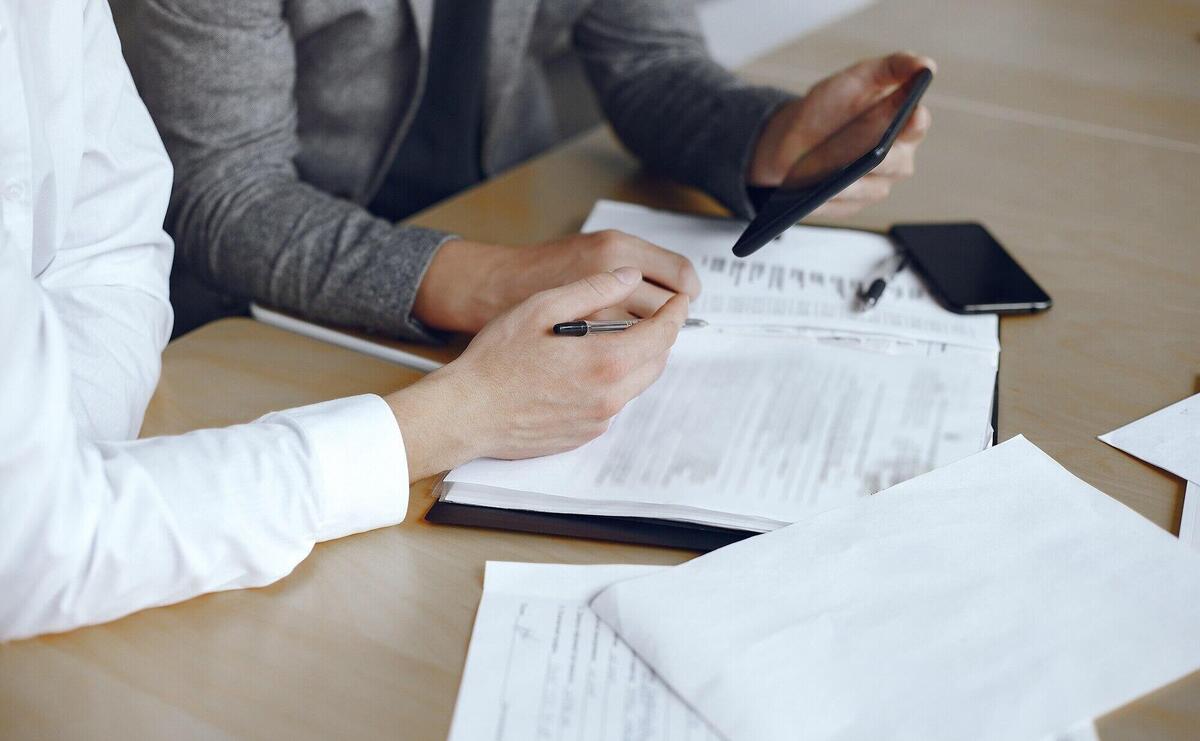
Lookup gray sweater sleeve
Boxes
[573,0,796,219]
[121,0,449,342]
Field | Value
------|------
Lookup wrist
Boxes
[413,239,511,333]
[748,98,805,187]
[385,369,487,481]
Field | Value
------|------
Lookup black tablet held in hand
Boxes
[890,222,1052,314]
[732,67,933,258]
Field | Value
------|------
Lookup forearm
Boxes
[1,398,406,642]
[171,167,454,341]
[574,1,794,217]
[1,250,409,641]
[386,369,485,481]
[595,61,793,217]
[122,0,453,341]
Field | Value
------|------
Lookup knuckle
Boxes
[676,257,701,295]
[523,291,558,318]
[592,230,627,260]
[584,419,612,442]
[587,397,610,421]
[594,392,626,420]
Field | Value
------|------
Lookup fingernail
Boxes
[612,266,640,285]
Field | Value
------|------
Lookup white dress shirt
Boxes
[0,0,409,642]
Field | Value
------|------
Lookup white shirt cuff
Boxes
[270,394,409,541]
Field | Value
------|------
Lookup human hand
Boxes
[413,231,701,333]
[748,52,936,218]
[389,267,689,480]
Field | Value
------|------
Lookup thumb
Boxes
[541,267,642,319]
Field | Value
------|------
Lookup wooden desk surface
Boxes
[2,0,1198,738]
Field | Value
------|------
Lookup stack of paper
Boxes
[587,437,1200,741]
[436,201,1000,532]
[1099,392,1200,550]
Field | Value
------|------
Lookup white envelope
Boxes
[1099,392,1200,483]
[591,437,1200,741]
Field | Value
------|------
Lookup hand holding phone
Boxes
[733,67,933,258]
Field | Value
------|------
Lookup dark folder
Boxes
[425,500,756,552]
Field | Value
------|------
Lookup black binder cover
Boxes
[425,500,756,552]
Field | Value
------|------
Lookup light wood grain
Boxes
[2,0,1198,738]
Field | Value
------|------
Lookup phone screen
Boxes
[732,68,932,258]
[780,75,926,192]
[890,223,1052,314]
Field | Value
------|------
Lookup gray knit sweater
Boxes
[118,0,794,340]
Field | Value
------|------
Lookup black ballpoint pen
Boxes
[553,318,708,336]
[857,253,909,311]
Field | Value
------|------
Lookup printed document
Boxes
[584,200,998,353]
[437,201,999,531]
[591,437,1200,741]
[447,562,717,741]
[443,331,996,530]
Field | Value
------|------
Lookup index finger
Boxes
[611,233,702,299]
[607,292,690,367]
[848,51,937,89]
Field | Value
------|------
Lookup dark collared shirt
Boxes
[368,1,492,221]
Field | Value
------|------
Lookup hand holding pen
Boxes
[409,268,688,469]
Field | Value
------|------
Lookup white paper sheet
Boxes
[1098,392,1200,483]
[443,331,996,531]
[1182,481,1200,550]
[250,304,445,373]
[447,562,719,741]
[591,437,1200,741]
[583,200,999,352]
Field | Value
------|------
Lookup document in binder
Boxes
[433,201,1000,537]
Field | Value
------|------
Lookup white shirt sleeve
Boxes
[0,0,409,642]
[0,247,409,642]
[35,0,174,442]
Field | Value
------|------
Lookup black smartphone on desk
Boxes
[890,222,1052,314]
